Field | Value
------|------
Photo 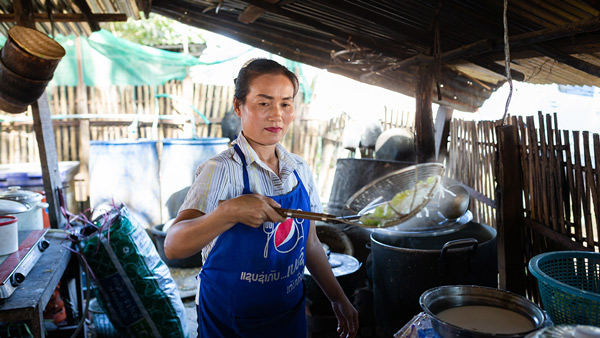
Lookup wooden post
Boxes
[415,64,436,163]
[75,36,91,210]
[496,125,526,295]
[434,106,453,161]
[32,93,67,229]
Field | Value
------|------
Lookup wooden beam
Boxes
[434,106,453,161]
[465,57,526,82]
[0,13,128,22]
[73,0,101,31]
[136,0,152,18]
[414,64,436,163]
[441,15,600,63]
[76,36,90,208]
[13,0,35,28]
[32,94,67,229]
[496,125,526,296]
[524,218,593,251]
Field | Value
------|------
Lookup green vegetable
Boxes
[358,176,440,227]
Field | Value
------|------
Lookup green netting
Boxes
[0,29,203,86]
[56,29,203,86]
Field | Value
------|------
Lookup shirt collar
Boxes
[231,132,298,174]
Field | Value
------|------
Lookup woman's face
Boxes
[234,73,295,147]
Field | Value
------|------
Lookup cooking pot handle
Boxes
[440,238,478,258]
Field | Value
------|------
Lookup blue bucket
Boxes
[160,138,229,221]
[89,139,160,228]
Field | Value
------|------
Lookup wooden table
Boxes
[0,231,83,338]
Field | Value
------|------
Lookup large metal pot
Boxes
[370,221,498,336]
[420,285,547,338]
[0,186,48,230]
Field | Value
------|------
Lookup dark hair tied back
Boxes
[233,58,299,104]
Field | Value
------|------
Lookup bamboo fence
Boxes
[445,118,499,229]
[446,112,599,253]
[0,81,368,209]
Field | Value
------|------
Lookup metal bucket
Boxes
[370,221,498,336]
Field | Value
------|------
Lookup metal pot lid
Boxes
[0,186,44,203]
[372,208,473,237]
[0,198,30,214]
[304,252,360,278]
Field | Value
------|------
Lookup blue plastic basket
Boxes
[529,251,600,326]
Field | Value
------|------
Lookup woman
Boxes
[164,58,358,338]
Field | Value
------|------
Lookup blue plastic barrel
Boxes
[89,139,160,228]
[160,138,229,222]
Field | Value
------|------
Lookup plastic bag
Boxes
[81,204,188,337]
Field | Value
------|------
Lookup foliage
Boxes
[102,13,206,47]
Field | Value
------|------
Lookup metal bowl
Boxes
[420,285,548,338]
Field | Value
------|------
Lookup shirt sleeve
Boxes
[179,158,230,215]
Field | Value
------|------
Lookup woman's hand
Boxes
[332,299,359,338]
[220,194,285,227]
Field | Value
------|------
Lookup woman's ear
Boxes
[233,99,242,117]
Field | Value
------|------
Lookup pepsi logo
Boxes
[275,218,295,248]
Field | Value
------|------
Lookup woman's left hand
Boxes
[332,299,359,338]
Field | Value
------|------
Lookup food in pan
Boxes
[359,176,439,227]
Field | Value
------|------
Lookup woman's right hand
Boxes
[220,194,286,228]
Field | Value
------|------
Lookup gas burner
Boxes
[0,229,50,300]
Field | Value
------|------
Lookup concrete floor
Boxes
[169,266,199,338]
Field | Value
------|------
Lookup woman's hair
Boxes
[234,58,299,103]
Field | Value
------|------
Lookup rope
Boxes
[501,0,513,125]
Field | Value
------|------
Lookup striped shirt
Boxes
[179,132,323,263]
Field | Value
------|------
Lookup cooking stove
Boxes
[0,229,50,300]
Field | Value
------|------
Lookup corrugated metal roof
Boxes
[1,0,599,111]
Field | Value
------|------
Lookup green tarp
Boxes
[0,29,202,86]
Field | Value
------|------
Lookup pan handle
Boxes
[440,238,478,258]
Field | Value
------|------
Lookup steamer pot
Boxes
[1,26,65,81]
[370,221,498,336]
[0,186,48,230]
[0,58,50,113]
[0,26,65,114]
[420,285,548,338]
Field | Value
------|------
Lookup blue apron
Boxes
[197,144,310,338]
